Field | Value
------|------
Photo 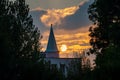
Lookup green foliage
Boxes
[0,0,41,62]
[93,45,120,80]
[96,45,120,68]
[67,59,82,80]
[88,0,120,79]
[0,0,42,79]
[11,0,41,61]
[66,58,92,80]
[88,0,120,53]
[0,0,66,80]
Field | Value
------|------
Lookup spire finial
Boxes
[51,24,52,27]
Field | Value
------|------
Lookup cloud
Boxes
[31,7,45,11]
[37,0,92,30]
[30,0,92,32]
[29,0,94,55]
[41,25,91,53]
[30,9,49,33]
[58,0,92,30]
[25,0,89,10]
[40,6,79,27]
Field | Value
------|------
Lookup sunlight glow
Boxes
[61,45,67,52]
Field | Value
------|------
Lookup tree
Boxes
[88,0,120,53]
[10,0,42,62]
[88,0,120,79]
[0,0,42,79]
[66,58,82,80]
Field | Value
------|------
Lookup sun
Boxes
[60,45,67,52]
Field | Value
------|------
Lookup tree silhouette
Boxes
[0,0,42,79]
[88,0,120,79]
[88,0,120,53]
[10,0,42,61]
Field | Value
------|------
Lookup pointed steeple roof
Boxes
[45,24,59,53]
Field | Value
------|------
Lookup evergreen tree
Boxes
[10,0,42,62]
[0,0,42,79]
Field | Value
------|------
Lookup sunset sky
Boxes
[24,0,94,57]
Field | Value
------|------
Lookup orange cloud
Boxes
[40,6,79,26]
[41,26,91,54]
[79,0,89,6]
[56,32,91,53]
[31,7,44,11]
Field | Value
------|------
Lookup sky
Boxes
[23,0,94,57]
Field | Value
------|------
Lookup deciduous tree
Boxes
[88,0,120,79]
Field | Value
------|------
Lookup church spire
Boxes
[45,24,59,58]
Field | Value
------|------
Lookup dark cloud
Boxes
[30,10,49,33]
[26,0,85,10]
[58,0,93,30]
[30,0,93,33]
